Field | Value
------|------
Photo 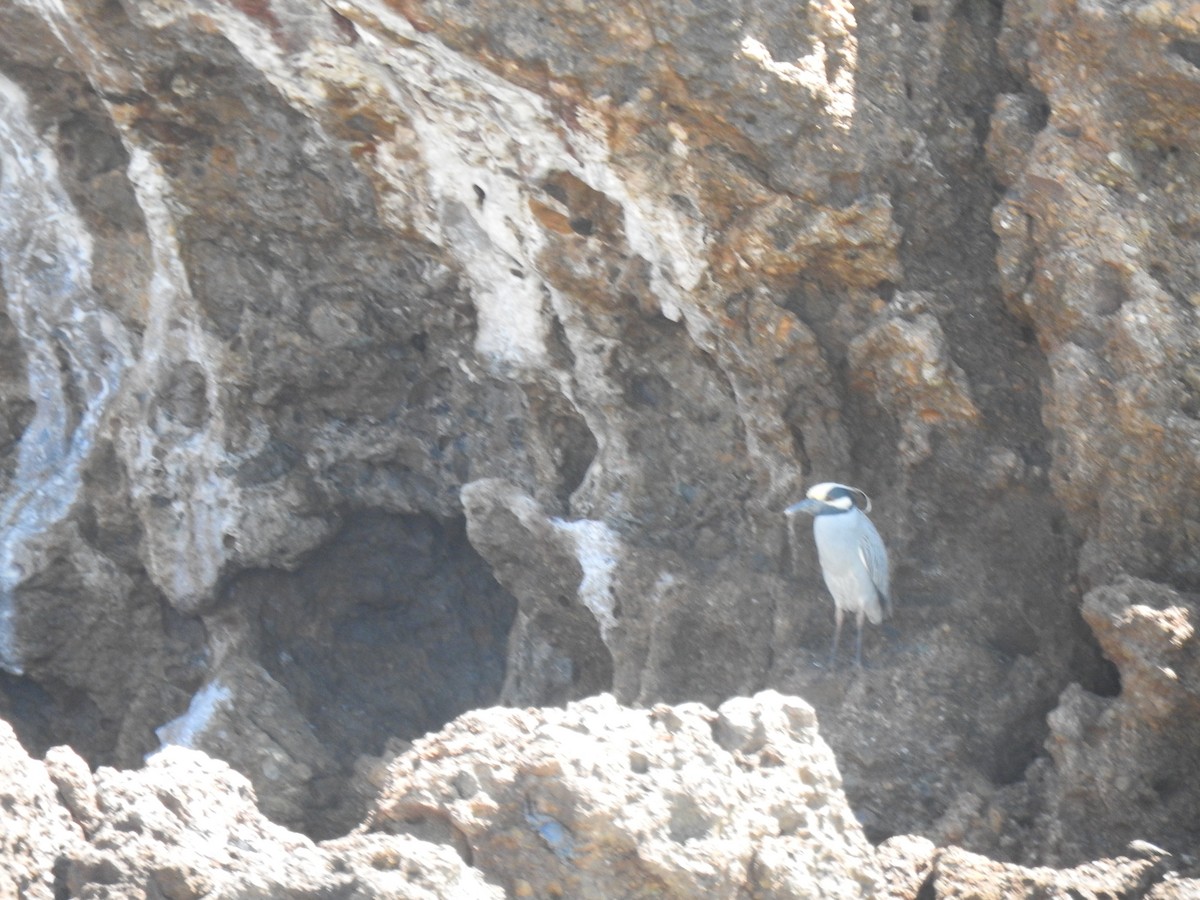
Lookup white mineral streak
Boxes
[17,0,142,95]
[115,0,717,527]
[336,2,706,510]
[187,0,713,365]
[364,29,561,371]
[0,74,132,673]
[550,517,621,640]
[5,1,246,613]
[739,0,858,130]
[152,678,233,754]
[119,149,238,610]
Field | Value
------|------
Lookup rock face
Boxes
[3,692,1193,898]
[911,842,1177,899]
[0,0,1198,876]
[1024,578,1200,863]
[0,717,500,899]
[368,690,880,898]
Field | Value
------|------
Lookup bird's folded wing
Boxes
[858,523,892,615]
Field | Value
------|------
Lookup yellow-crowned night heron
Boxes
[786,483,892,668]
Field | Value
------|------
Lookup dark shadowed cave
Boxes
[239,510,517,762]
[2,0,1200,883]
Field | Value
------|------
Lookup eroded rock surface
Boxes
[922,844,1173,899]
[5,693,1196,899]
[0,0,1197,878]
[0,718,499,900]
[368,690,880,898]
[1032,579,1200,863]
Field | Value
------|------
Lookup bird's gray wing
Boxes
[857,519,892,616]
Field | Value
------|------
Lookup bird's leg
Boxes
[854,609,865,668]
[828,606,843,670]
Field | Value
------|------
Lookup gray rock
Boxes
[0,693,1195,897]
[368,690,881,898]
[0,0,1197,876]
[0,718,498,899]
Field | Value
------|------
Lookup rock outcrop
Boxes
[0,718,499,900]
[368,690,880,899]
[1029,578,1200,863]
[0,0,1198,880]
[4,692,1196,898]
[882,839,1182,899]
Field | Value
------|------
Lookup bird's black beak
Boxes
[784,499,822,517]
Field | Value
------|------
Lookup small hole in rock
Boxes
[1169,39,1200,69]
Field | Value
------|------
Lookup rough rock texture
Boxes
[4,692,1193,899]
[1026,578,1200,863]
[0,718,499,899]
[922,844,1176,899]
[875,835,1190,899]
[0,0,1198,880]
[368,690,880,898]
[993,0,1200,595]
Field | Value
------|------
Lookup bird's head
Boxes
[784,482,872,517]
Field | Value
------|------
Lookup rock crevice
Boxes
[0,0,1198,877]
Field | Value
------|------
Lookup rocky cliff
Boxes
[3,691,1194,898]
[0,0,1199,891]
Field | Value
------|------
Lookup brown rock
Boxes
[0,0,1195,877]
[368,691,882,898]
[1026,578,1200,863]
[928,845,1166,899]
[0,716,499,899]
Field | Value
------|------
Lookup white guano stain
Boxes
[740,0,858,131]
[550,517,621,641]
[0,74,132,673]
[120,148,237,610]
[151,679,233,755]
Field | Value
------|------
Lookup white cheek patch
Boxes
[806,482,858,510]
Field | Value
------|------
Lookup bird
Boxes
[785,482,892,669]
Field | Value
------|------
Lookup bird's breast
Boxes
[812,511,877,614]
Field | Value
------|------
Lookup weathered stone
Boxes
[848,303,981,465]
[1148,876,1200,900]
[927,845,1168,898]
[0,722,85,900]
[368,691,881,898]
[0,717,499,899]
[5,690,1200,896]
[152,654,339,834]
[0,0,1196,880]
[996,0,1200,594]
[875,834,938,900]
[1023,578,1200,863]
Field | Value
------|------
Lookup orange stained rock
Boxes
[529,199,575,235]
